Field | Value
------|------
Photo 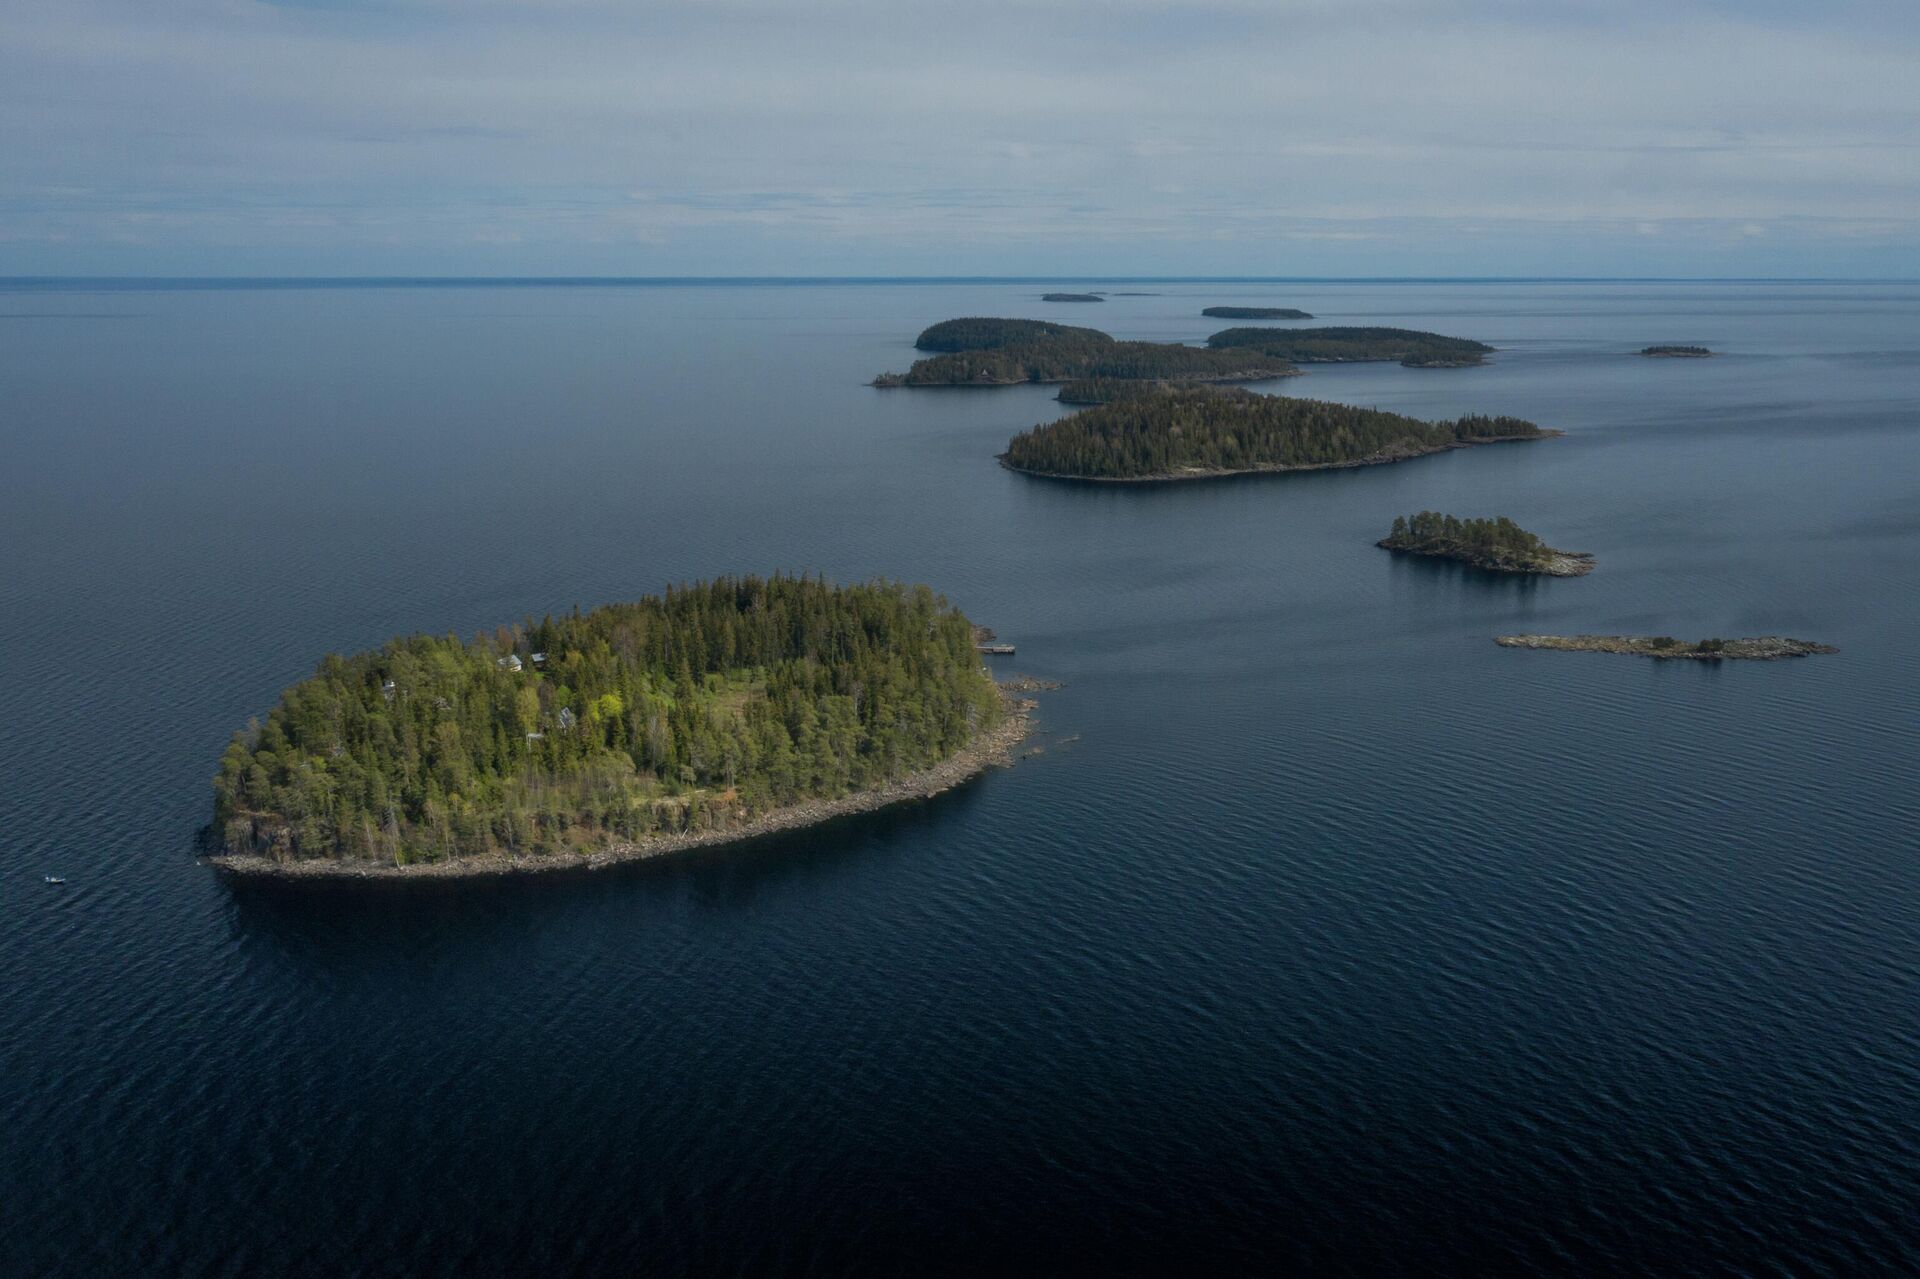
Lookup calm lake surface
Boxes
[2,279,1917,1275]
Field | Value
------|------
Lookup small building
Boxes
[556,707,577,731]
[498,655,523,673]
[529,652,548,666]
[380,679,397,701]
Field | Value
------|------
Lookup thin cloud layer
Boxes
[3,0,1916,274]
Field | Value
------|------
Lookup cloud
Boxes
[1,0,1916,273]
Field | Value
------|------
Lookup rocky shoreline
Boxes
[1496,634,1836,660]
[1379,541,1595,576]
[999,429,1559,484]
[874,367,1301,390]
[206,686,1038,881]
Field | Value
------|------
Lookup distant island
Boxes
[914,317,1101,352]
[207,576,1027,877]
[1641,345,1713,358]
[1497,635,1835,660]
[1206,325,1494,368]
[1042,292,1103,303]
[874,317,1301,387]
[999,385,1554,481]
[1201,306,1313,320]
[1379,512,1594,576]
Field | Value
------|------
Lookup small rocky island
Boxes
[874,317,1301,388]
[207,576,1029,877]
[1206,325,1494,368]
[1379,512,1594,576]
[1641,345,1713,358]
[1497,635,1836,660]
[1042,292,1103,303]
[1001,385,1554,481]
[1202,306,1313,320]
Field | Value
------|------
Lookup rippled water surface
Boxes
[2,280,1918,1275]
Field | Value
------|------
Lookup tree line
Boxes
[879,336,1298,386]
[874,318,1299,386]
[1201,307,1313,320]
[1205,325,1494,367]
[914,317,1104,352]
[1384,512,1546,558]
[1055,377,1198,405]
[1000,387,1544,478]
[875,318,1495,387]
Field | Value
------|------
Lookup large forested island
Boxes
[1641,345,1713,358]
[1202,306,1313,320]
[208,577,1023,877]
[1379,512,1595,576]
[1206,325,1494,367]
[1497,635,1835,660]
[1042,292,1103,302]
[999,386,1552,481]
[873,317,1301,387]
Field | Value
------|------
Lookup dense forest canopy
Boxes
[1205,325,1495,367]
[914,317,1107,352]
[1000,387,1545,479]
[212,577,1002,866]
[1201,306,1313,319]
[875,320,1299,387]
[1055,377,1202,405]
[1383,512,1547,559]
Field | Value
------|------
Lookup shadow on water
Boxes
[1382,548,1555,593]
[216,772,998,959]
[1001,448,1490,497]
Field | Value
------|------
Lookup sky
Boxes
[2,0,1917,278]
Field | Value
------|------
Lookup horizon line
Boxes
[3,274,1917,289]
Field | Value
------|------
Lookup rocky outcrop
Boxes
[1495,635,1836,660]
[1380,541,1595,576]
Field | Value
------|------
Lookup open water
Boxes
[1,278,1917,1275]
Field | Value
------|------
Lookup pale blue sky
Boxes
[3,0,1916,276]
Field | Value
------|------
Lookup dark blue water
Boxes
[3,280,1918,1276]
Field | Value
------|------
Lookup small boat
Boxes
[44,875,66,885]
